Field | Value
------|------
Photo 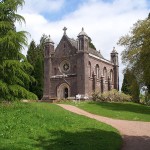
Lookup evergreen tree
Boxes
[89,37,96,50]
[121,69,140,102]
[27,40,37,66]
[32,57,43,99]
[26,35,46,99]
[121,71,131,95]
[0,0,37,101]
[130,77,140,103]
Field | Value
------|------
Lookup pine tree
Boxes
[32,57,43,99]
[0,0,37,101]
[89,37,96,50]
[26,35,46,99]
[121,69,140,102]
[27,40,37,66]
[121,72,131,95]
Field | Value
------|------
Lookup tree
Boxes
[121,69,140,102]
[118,14,150,97]
[89,37,96,50]
[26,35,46,99]
[32,57,43,99]
[26,40,37,66]
[121,71,131,95]
[0,0,37,101]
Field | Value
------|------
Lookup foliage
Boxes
[30,57,43,99]
[71,101,150,121]
[121,71,131,95]
[92,91,100,101]
[121,69,140,102]
[118,14,150,96]
[0,102,122,150]
[26,40,37,66]
[0,0,37,101]
[140,88,150,105]
[92,89,131,102]
[89,37,96,50]
[26,35,46,99]
[0,0,26,59]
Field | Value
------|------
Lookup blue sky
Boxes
[26,0,150,21]
[42,0,86,21]
[18,0,150,88]
[42,0,116,21]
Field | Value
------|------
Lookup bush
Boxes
[92,91,100,101]
[141,93,150,106]
[92,89,131,102]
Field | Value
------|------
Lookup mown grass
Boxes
[0,102,121,150]
[67,101,150,121]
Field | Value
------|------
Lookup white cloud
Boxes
[20,0,65,14]
[17,0,149,89]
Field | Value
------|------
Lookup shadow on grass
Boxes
[33,128,121,150]
[89,102,150,115]
[122,135,150,150]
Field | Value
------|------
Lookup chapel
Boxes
[42,27,119,100]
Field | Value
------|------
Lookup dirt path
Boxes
[57,104,150,150]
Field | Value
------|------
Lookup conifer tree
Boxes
[0,0,37,101]
[32,57,43,99]
[121,72,131,95]
[26,35,46,99]
[121,69,140,102]
[27,40,37,66]
[89,37,96,50]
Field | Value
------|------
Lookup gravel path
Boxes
[57,104,150,150]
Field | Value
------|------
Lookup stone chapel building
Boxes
[42,27,119,100]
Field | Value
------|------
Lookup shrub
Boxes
[139,91,150,105]
[92,91,100,101]
[92,89,131,102]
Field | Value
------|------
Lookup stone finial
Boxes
[45,35,54,44]
[112,47,117,53]
[63,27,67,35]
[78,27,88,37]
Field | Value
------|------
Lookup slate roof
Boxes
[68,38,78,49]
[88,47,104,59]
[68,37,104,59]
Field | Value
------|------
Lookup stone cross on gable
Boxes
[63,27,67,35]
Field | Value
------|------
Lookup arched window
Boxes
[88,61,91,77]
[110,69,113,82]
[79,38,84,50]
[103,67,107,80]
[95,64,99,79]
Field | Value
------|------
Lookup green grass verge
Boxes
[0,102,121,150]
[66,101,150,121]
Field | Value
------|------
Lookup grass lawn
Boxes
[66,101,150,122]
[0,102,121,150]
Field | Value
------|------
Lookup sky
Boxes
[17,0,150,89]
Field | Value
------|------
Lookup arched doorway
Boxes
[64,88,68,98]
[57,83,70,99]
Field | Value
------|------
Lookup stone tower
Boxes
[111,47,119,90]
[77,28,89,95]
[42,36,54,100]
